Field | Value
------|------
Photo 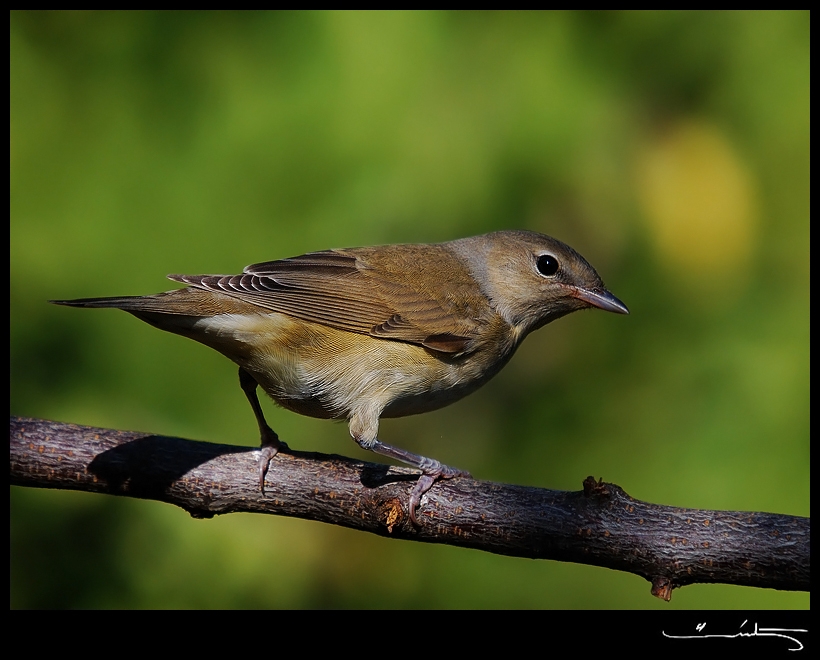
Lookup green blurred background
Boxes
[11,11,809,609]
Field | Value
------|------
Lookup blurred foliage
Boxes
[11,10,809,609]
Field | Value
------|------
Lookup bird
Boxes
[52,230,628,524]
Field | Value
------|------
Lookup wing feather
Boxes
[168,248,488,354]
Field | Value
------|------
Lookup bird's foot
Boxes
[258,426,289,494]
[408,462,471,526]
[362,438,470,526]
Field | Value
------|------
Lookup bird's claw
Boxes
[258,436,289,494]
[408,464,470,526]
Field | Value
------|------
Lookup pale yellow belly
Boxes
[187,311,512,422]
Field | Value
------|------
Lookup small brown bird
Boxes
[53,230,628,524]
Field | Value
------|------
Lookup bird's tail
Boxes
[49,291,209,316]
[51,287,262,318]
[49,291,221,338]
[50,296,154,311]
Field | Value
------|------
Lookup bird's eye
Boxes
[536,254,559,277]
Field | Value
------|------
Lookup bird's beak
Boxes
[570,286,630,315]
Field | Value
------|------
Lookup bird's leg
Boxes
[356,435,470,526]
[238,367,288,493]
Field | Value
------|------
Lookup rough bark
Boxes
[10,416,810,600]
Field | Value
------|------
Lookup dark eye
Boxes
[536,254,559,276]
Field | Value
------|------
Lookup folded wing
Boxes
[169,249,487,354]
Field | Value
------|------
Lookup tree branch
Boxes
[10,416,809,600]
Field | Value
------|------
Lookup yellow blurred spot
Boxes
[635,120,757,297]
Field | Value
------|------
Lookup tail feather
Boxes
[50,292,203,315]
[50,296,151,310]
[51,288,268,317]
[51,292,222,338]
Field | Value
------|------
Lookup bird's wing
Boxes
[168,249,487,354]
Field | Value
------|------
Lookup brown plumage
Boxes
[53,230,628,524]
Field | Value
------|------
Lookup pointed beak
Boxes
[570,286,630,315]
